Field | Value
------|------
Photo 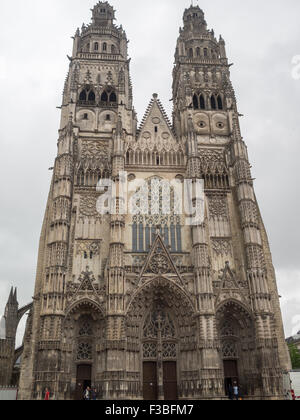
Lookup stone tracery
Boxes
[13,1,290,402]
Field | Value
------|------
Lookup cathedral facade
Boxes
[17,2,291,400]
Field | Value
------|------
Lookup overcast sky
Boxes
[0,0,300,346]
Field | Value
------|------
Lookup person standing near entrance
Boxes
[44,388,50,401]
[233,382,239,400]
[91,388,98,400]
[83,386,91,400]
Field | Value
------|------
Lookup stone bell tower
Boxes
[172,5,291,398]
[18,1,136,400]
[0,288,18,386]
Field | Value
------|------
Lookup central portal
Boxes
[75,364,92,400]
[142,310,178,400]
[143,361,178,400]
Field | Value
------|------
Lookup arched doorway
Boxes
[142,309,178,400]
[126,277,197,400]
[62,301,104,400]
[217,301,256,398]
[74,315,95,400]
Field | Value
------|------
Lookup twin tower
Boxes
[14,2,290,400]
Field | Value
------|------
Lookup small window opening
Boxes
[155,126,158,133]
[79,90,87,102]
[103,43,107,52]
[193,94,199,110]
[106,114,111,121]
[217,95,223,110]
[200,95,205,110]
[84,252,88,259]
[88,91,95,102]
[83,113,88,120]
[211,95,217,110]
[101,91,108,102]
[109,92,117,102]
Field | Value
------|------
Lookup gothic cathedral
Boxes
[17,3,291,400]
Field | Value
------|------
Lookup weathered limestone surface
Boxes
[10,2,291,400]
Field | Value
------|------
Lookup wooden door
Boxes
[143,362,158,400]
[163,362,178,400]
[75,364,92,400]
[223,360,239,395]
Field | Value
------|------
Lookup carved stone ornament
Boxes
[149,253,170,274]
[76,240,101,256]
[80,140,108,159]
[208,195,228,219]
[79,194,102,219]
[212,239,232,257]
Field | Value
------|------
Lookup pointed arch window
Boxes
[94,42,99,51]
[132,222,138,252]
[193,94,199,110]
[170,224,176,252]
[188,48,193,58]
[164,226,169,248]
[204,48,208,57]
[88,91,95,102]
[138,223,144,252]
[176,225,182,252]
[217,95,223,110]
[211,95,217,110]
[100,89,117,107]
[79,90,87,102]
[109,92,117,103]
[101,91,108,103]
[79,87,96,105]
[131,177,183,253]
[103,42,107,52]
[200,94,205,109]
[145,225,151,251]
[196,47,200,57]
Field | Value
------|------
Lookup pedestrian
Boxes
[233,382,239,400]
[83,386,91,400]
[91,388,98,400]
[44,388,50,401]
